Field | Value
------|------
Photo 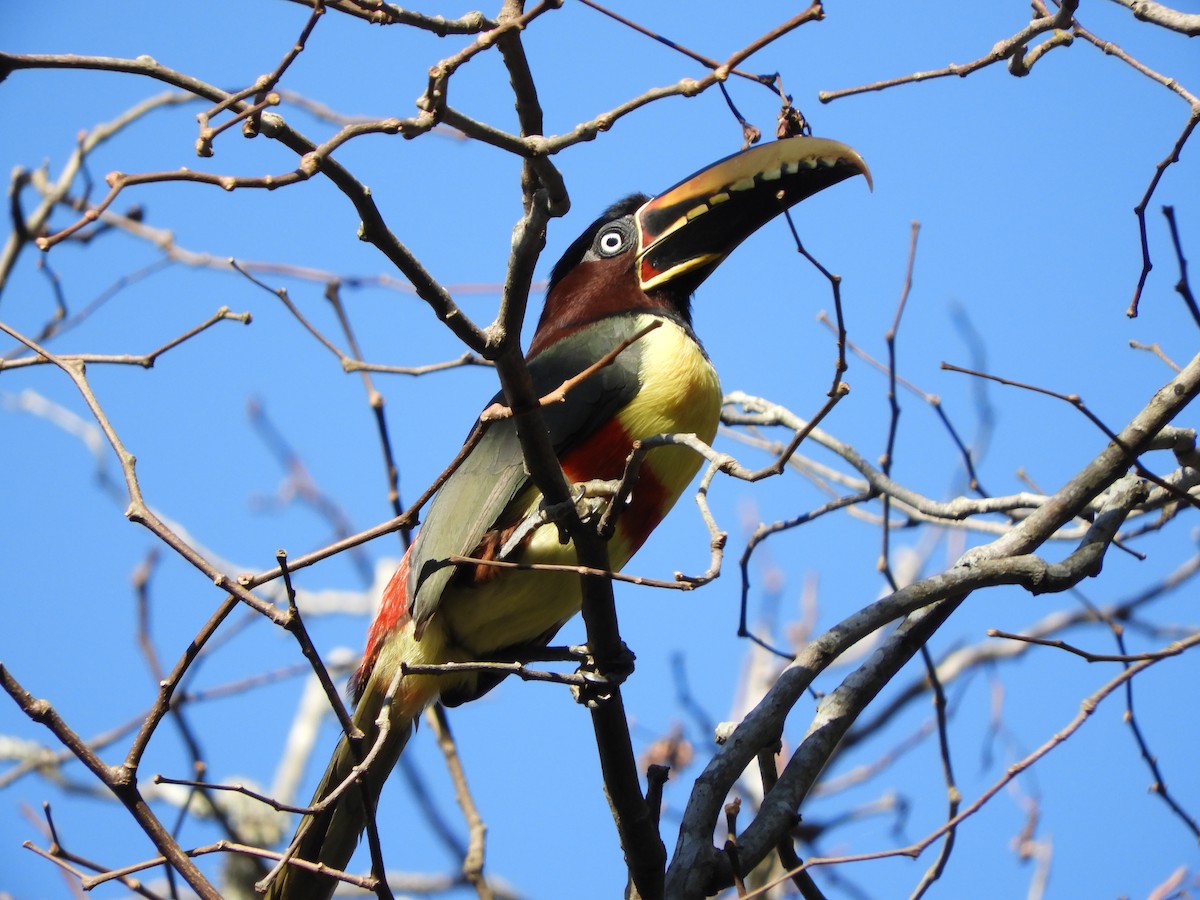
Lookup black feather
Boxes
[547,193,649,295]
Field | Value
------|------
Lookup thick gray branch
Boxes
[1105,0,1200,36]
[666,353,1200,898]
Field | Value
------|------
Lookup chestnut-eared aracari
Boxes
[268,136,869,900]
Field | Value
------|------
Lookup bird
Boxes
[266,135,869,900]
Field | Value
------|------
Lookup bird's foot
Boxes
[574,479,627,538]
[568,641,636,708]
[500,480,624,557]
[563,479,624,530]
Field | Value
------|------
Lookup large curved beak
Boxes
[634,136,871,294]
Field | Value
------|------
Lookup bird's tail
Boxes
[265,554,461,900]
[265,646,434,900]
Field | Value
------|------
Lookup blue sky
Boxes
[2,2,1198,898]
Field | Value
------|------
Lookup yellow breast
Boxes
[616,313,722,505]
[438,313,721,657]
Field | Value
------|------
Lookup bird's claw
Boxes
[564,479,624,534]
[500,480,625,557]
[569,641,636,708]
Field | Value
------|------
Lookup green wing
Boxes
[408,314,658,635]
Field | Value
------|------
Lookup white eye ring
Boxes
[597,227,627,256]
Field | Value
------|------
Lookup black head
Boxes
[547,194,649,295]
[533,137,871,354]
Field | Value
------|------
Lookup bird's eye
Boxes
[597,227,628,257]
